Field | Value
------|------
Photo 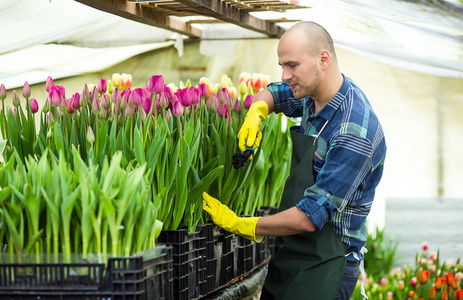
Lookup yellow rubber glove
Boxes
[237,101,269,154]
[203,192,263,243]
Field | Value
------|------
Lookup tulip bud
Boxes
[142,97,152,115]
[227,87,237,100]
[429,287,436,300]
[206,93,219,112]
[185,79,191,88]
[411,277,417,287]
[112,73,121,87]
[81,84,90,107]
[30,98,39,113]
[87,126,95,144]
[125,105,133,117]
[456,290,463,300]
[220,74,230,88]
[386,291,393,300]
[238,81,247,96]
[419,271,429,284]
[198,83,208,98]
[165,108,172,122]
[72,93,81,110]
[251,73,262,91]
[121,93,128,110]
[112,88,121,104]
[172,100,183,116]
[398,280,404,289]
[148,75,165,94]
[179,88,192,107]
[233,99,243,115]
[60,97,68,112]
[107,80,114,94]
[218,88,228,105]
[0,84,7,101]
[100,93,110,109]
[92,97,100,114]
[422,241,429,251]
[67,99,75,114]
[247,84,254,96]
[435,278,446,290]
[12,90,20,107]
[22,81,31,99]
[159,93,168,108]
[380,278,387,287]
[45,76,54,92]
[97,78,107,94]
[261,75,270,88]
[213,83,221,95]
[244,94,254,110]
[441,291,447,300]
[42,99,50,113]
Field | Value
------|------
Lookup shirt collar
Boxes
[305,73,349,121]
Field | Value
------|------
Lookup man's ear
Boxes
[320,50,330,68]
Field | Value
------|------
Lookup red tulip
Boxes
[22,81,31,99]
[441,291,447,300]
[419,270,430,284]
[456,290,463,300]
[30,98,38,113]
[429,287,436,300]
[148,75,164,94]
[435,278,446,290]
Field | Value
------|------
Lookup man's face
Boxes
[277,33,322,99]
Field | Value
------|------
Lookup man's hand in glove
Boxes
[237,101,269,157]
[203,192,263,243]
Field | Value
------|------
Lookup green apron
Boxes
[261,126,346,300]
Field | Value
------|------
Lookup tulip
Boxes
[45,76,54,92]
[100,93,110,110]
[30,98,39,113]
[81,84,90,107]
[422,241,429,251]
[244,94,254,110]
[97,78,107,94]
[22,81,31,99]
[13,107,17,117]
[441,291,447,300]
[238,81,247,96]
[218,88,229,105]
[163,86,174,101]
[247,84,254,96]
[213,83,221,95]
[227,86,237,100]
[386,291,393,300]
[419,270,430,284]
[172,100,183,116]
[60,97,68,112]
[49,85,65,107]
[0,84,6,101]
[112,73,121,87]
[233,99,243,115]
[380,278,387,287]
[129,88,144,106]
[220,74,231,88]
[87,126,95,144]
[112,87,121,105]
[125,106,133,117]
[411,277,417,287]
[142,97,152,115]
[120,73,132,89]
[430,252,437,262]
[449,276,460,290]
[218,104,231,119]
[408,290,416,300]
[189,87,200,104]
[238,72,251,85]
[91,96,100,114]
[67,99,75,114]
[148,75,165,94]
[178,88,192,107]
[107,80,114,94]
[42,99,50,113]
[12,90,20,107]
[429,287,436,300]
[435,277,446,290]
[72,93,81,110]
[206,93,219,112]
[251,73,262,91]
[398,280,405,290]
[167,83,178,93]
[456,290,463,300]
[165,108,172,122]
[159,93,169,108]
[261,75,270,88]
[198,83,208,98]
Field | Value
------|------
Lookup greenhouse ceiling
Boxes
[0,0,462,89]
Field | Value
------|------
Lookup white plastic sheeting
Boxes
[1,0,462,89]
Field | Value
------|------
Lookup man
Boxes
[203,21,386,299]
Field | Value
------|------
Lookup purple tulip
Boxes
[101,93,111,109]
[172,100,184,116]
[129,88,144,106]
[30,98,39,113]
[72,93,81,110]
[22,81,31,99]
[97,78,107,94]
[189,87,200,104]
[163,86,174,102]
[218,88,229,105]
[244,94,254,110]
[112,87,121,104]
[81,84,89,107]
[177,88,192,107]
[92,96,100,114]
[218,104,232,119]
[45,76,54,92]
[148,75,165,94]
[206,93,219,112]
[198,83,208,98]
[0,84,7,101]
[233,99,243,115]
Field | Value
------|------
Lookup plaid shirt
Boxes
[267,74,386,261]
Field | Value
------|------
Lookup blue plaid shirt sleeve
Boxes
[267,82,303,117]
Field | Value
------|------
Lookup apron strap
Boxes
[345,246,369,300]
[312,119,330,145]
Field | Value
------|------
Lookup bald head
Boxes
[281,21,337,63]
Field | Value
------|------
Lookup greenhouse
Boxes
[1,0,463,299]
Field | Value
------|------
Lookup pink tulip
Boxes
[100,93,110,109]
[422,241,429,251]
[30,98,39,113]
[92,96,100,114]
[67,98,75,114]
[165,108,172,121]
[97,78,107,94]
[125,106,133,117]
[163,86,174,102]
[0,84,6,101]
[45,76,54,92]
[198,83,208,98]
[81,84,90,107]
[23,81,31,99]
[411,277,417,287]
[49,85,64,107]
[380,278,387,287]
[172,100,183,116]
[142,97,152,115]
[233,99,243,114]
[244,94,253,110]
[12,90,20,107]
[112,87,121,104]
[13,107,17,117]
[148,75,164,94]
[159,93,168,108]
[178,88,192,107]
[218,104,231,119]
[218,88,229,105]
[72,93,81,110]
[189,87,200,104]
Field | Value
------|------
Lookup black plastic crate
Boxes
[0,246,173,300]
